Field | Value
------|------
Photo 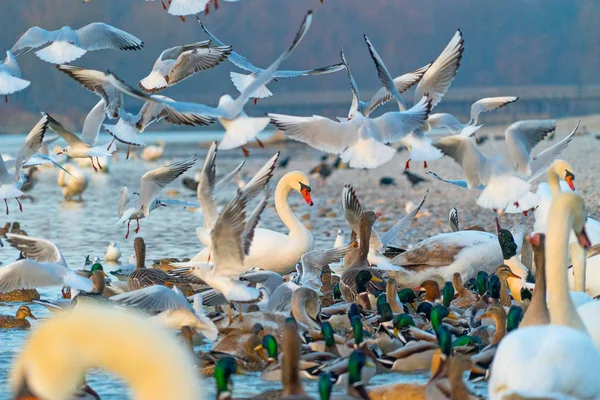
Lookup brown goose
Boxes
[520,233,549,327]
[128,237,186,291]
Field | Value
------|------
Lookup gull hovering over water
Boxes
[11,22,143,64]
[105,10,315,157]
[431,119,576,210]
[44,103,115,172]
[117,155,197,238]
[0,115,49,214]
[0,51,30,102]
[199,20,345,103]
[138,41,232,93]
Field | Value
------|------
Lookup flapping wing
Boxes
[56,65,123,119]
[273,63,345,78]
[227,11,313,117]
[80,100,106,146]
[76,22,143,51]
[0,259,92,293]
[242,193,268,255]
[505,119,556,175]
[211,191,248,278]
[118,186,129,218]
[370,97,431,144]
[4,51,23,76]
[426,171,482,190]
[300,245,351,292]
[364,35,407,110]
[140,155,197,216]
[214,160,245,195]
[159,41,211,60]
[166,45,232,86]
[6,233,66,264]
[340,47,361,118]
[42,112,82,146]
[342,184,362,233]
[426,113,463,133]
[380,191,428,247]
[137,96,214,130]
[197,142,219,231]
[448,208,460,232]
[414,29,464,109]
[366,63,431,115]
[528,121,578,183]
[11,26,55,57]
[110,285,192,312]
[198,20,261,73]
[14,114,48,181]
[470,96,518,124]
[269,113,357,154]
[241,152,278,199]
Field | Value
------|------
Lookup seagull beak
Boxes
[56,151,63,155]
[375,212,382,218]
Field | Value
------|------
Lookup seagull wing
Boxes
[6,233,66,264]
[211,191,248,278]
[80,100,106,146]
[10,26,56,57]
[43,112,83,146]
[197,142,219,231]
[470,96,518,124]
[504,119,556,175]
[380,191,428,247]
[166,45,232,86]
[110,285,192,312]
[528,121,578,183]
[14,114,48,180]
[76,22,143,51]
[342,184,362,233]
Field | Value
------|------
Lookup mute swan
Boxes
[10,304,202,399]
[192,170,314,275]
[57,163,88,200]
[489,193,600,399]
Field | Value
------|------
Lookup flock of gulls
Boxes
[1,4,599,400]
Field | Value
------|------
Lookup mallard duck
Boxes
[493,265,520,307]
[450,272,477,309]
[0,305,36,329]
[213,357,242,400]
[128,237,180,290]
[10,304,203,399]
[417,280,441,304]
[71,269,109,307]
[0,288,40,302]
[205,323,266,374]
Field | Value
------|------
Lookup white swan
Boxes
[10,304,202,399]
[489,193,600,399]
[57,163,88,200]
[192,170,314,275]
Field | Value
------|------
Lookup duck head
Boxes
[507,305,524,332]
[321,321,336,348]
[430,305,458,332]
[355,269,381,294]
[392,314,415,337]
[397,288,417,310]
[318,373,335,400]
[351,315,364,347]
[488,274,501,301]
[377,302,393,323]
[495,218,518,260]
[214,357,238,400]
[442,281,455,307]
[476,271,489,297]
[16,306,36,321]
[254,334,278,363]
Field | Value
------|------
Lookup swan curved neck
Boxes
[275,178,308,236]
[521,242,550,327]
[546,198,587,333]
[570,242,587,293]
[547,167,561,196]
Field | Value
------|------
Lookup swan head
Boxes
[561,193,591,249]
[281,171,313,206]
[551,159,576,191]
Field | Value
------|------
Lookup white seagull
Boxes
[117,155,197,238]
[431,119,574,210]
[138,41,231,93]
[104,10,315,156]
[11,22,143,64]
[0,115,49,214]
[199,20,345,103]
[44,103,115,172]
[0,51,30,102]
[0,234,94,293]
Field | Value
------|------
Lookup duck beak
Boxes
[103,272,108,277]
[446,312,459,321]
[393,327,399,337]
[28,312,37,320]
[508,270,521,279]
[365,358,376,369]
[254,344,268,362]
[471,363,487,376]
[370,276,383,283]
[577,226,591,250]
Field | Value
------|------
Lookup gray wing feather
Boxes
[528,121,578,183]
[379,191,428,247]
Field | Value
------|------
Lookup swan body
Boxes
[388,231,504,287]
[192,171,314,275]
[57,163,88,200]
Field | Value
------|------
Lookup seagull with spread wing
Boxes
[138,41,232,93]
[104,11,315,157]
[430,120,577,210]
[11,22,143,64]
[44,105,115,172]
[117,155,197,238]
[0,51,30,103]
[199,20,345,103]
[0,234,94,293]
[0,115,49,214]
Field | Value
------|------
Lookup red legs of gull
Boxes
[135,219,140,234]
[253,98,258,105]
[523,207,535,217]
[423,161,428,168]
[4,199,8,215]
[107,136,116,150]
[205,2,210,14]
[214,0,219,9]
[405,159,411,170]
[16,198,22,212]
[179,16,186,22]
[256,138,264,148]
[126,145,131,160]
[242,147,250,157]
[514,201,519,208]
[125,220,131,239]
[96,157,102,170]
[4,95,7,103]
[89,156,98,172]
[161,0,167,10]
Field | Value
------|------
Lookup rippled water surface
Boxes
[0,131,487,399]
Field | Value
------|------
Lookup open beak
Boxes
[577,226,591,250]
[370,276,383,283]
[301,187,313,206]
